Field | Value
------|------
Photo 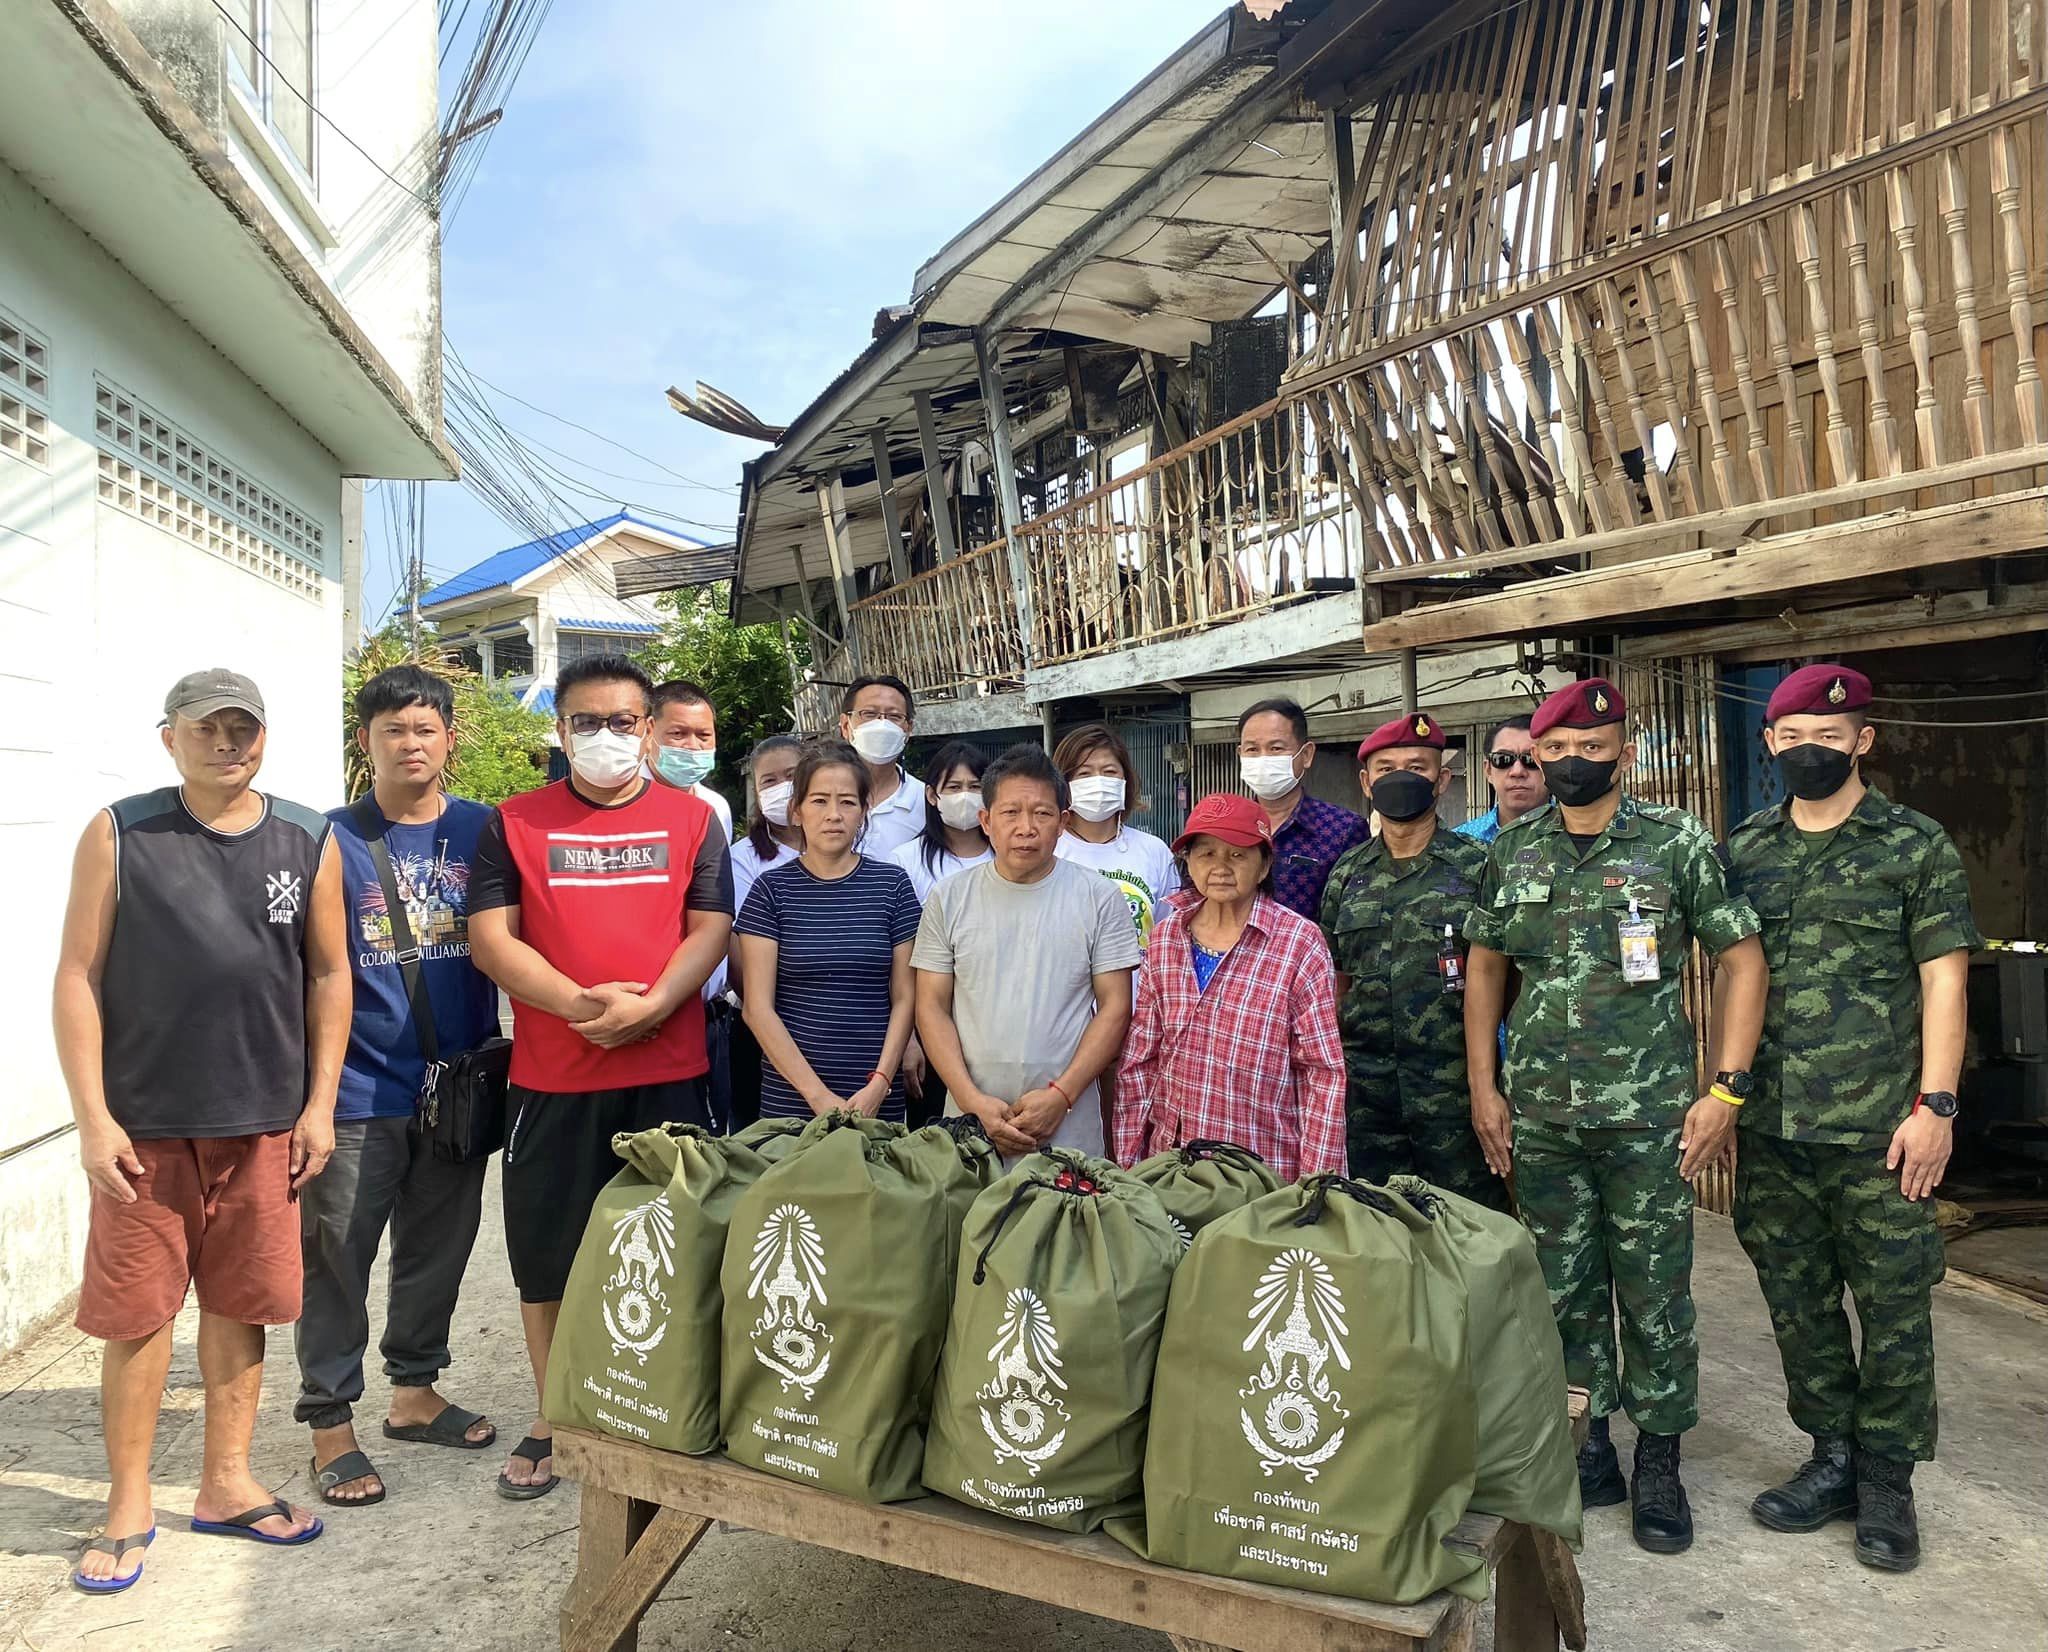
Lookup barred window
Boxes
[0,311,51,469]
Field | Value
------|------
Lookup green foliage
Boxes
[342,628,553,806]
[634,583,803,805]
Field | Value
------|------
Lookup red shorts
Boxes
[75,1132,302,1341]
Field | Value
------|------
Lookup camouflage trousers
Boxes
[1513,1116,1698,1434]
[1732,1131,1944,1462]
[1346,1070,1506,1210]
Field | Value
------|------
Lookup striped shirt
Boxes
[735,856,922,1120]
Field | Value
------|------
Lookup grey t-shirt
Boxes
[911,857,1143,1156]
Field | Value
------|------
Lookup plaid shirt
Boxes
[1270,794,1373,920]
[1114,894,1347,1180]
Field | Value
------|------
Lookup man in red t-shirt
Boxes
[469,656,732,1499]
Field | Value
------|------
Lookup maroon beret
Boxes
[1530,677,1625,737]
[1356,711,1446,763]
[1766,663,1872,722]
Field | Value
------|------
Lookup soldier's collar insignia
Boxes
[1592,689,1610,713]
[1827,678,1846,705]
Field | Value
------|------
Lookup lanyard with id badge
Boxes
[1617,897,1660,984]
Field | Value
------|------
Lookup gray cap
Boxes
[163,668,266,725]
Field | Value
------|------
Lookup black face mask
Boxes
[1776,742,1856,801]
[1541,755,1620,808]
[1370,770,1439,824]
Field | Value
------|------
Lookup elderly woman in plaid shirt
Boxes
[1113,793,1347,1181]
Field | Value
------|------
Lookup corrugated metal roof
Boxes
[558,617,661,634]
[421,511,708,609]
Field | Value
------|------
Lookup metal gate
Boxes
[1107,712,1193,844]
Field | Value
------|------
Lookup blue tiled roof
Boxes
[559,617,660,634]
[526,686,556,715]
[420,511,706,609]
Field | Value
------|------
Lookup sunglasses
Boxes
[566,712,645,737]
[1486,751,1543,772]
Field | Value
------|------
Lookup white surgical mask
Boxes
[1068,776,1126,823]
[1240,753,1301,801]
[756,780,794,827]
[570,728,644,789]
[848,720,908,765]
[937,792,983,831]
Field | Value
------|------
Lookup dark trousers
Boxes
[294,1115,487,1429]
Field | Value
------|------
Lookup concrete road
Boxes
[2,1172,2044,1652]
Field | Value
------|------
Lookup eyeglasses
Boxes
[1486,751,1543,772]
[849,708,911,728]
[566,712,645,737]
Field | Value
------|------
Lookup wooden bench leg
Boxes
[559,1483,711,1652]
[1492,1523,1587,1652]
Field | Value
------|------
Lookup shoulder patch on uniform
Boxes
[269,796,332,843]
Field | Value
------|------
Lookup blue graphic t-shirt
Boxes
[329,796,503,1120]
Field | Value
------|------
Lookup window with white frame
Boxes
[557,629,647,667]
[223,0,316,178]
[0,309,51,469]
[492,635,536,678]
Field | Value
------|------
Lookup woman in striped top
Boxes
[735,742,922,1121]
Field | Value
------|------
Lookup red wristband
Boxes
[868,1069,891,1086]
[1047,1078,1073,1110]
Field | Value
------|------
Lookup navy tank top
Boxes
[101,787,330,1138]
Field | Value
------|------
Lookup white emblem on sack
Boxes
[975,1287,1071,1476]
[1168,1214,1193,1250]
[745,1203,833,1396]
[601,1196,676,1362]
[1238,1247,1351,1480]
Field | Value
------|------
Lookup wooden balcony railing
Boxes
[846,536,1025,700]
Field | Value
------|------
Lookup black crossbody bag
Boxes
[353,799,511,1162]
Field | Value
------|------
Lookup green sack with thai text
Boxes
[1386,1176,1582,1547]
[924,1149,1182,1531]
[720,1111,989,1501]
[1130,1139,1283,1244]
[544,1124,769,1454]
[1110,1176,1484,1605]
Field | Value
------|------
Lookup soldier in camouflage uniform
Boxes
[1320,712,1499,1207]
[1464,678,1768,1555]
[1724,663,1978,1573]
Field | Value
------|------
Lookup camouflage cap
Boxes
[1765,663,1871,722]
[1355,711,1445,763]
[1530,677,1624,736]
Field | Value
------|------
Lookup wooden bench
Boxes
[555,1390,1587,1652]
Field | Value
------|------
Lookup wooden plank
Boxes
[561,1487,649,1652]
[1625,578,2048,659]
[565,1506,710,1652]
[913,390,959,561]
[869,428,910,585]
[1358,488,2048,647]
[554,1428,1467,1652]
[1990,128,2048,443]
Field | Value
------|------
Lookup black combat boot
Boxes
[1630,1431,1694,1553]
[1854,1452,1921,1572]
[1577,1413,1626,1507]
[1751,1435,1858,1531]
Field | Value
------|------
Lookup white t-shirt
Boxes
[888,837,994,904]
[720,835,799,999]
[692,781,733,844]
[856,767,927,861]
[1054,825,1181,947]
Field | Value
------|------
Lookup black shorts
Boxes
[501,1078,708,1303]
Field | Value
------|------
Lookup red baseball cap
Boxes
[1531,677,1625,737]
[1357,711,1445,762]
[1766,663,1871,722]
[1173,792,1275,853]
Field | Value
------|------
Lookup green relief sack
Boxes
[720,1111,988,1502]
[1129,1139,1283,1244]
[1113,1176,1485,1605]
[924,1149,1183,1532]
[731,1115,811,1166]
[1385,1177,1582,1547]
[543,1124,769,1454]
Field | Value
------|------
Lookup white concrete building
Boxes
[421,511,716,714]
[0,0,454,1350]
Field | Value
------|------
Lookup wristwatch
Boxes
[1713,1070,1754,1100]
[1915,1090,1960,1118]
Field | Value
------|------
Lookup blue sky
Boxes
[368,0,1222,621]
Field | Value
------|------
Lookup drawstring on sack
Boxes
[970,1151,1107,1285]
[1177,1138,1269,1172]
[939,1112,993,1169]
[1293,1174,1402,1227]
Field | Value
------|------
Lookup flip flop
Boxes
[382,1403,495,1450]
[312,1449,386,1507]
[190,1499,324,1546]
[72,1528,155,1594]
[495,1435,559,1501]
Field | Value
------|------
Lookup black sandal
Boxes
[311,1449,386,1508]
[495,1435,558,1501]
[382,1404,495,1450]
